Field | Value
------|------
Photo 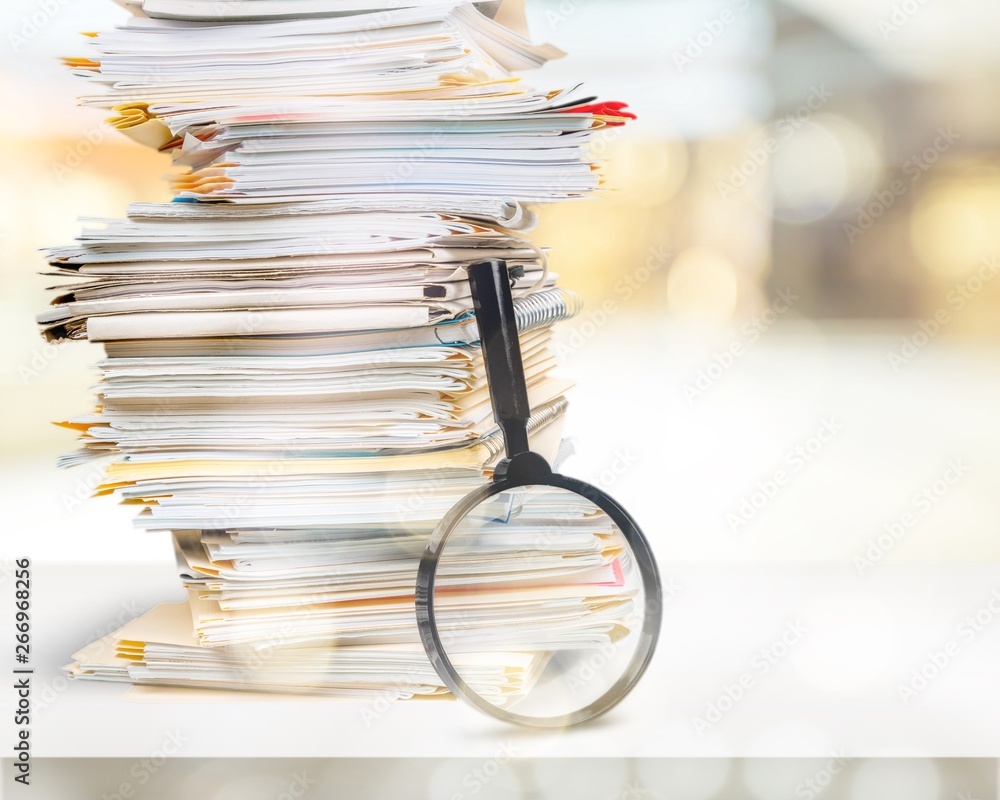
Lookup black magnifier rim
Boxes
[415,472,662,728]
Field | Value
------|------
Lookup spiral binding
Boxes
[512,288,583,334]
[480,396,570,461]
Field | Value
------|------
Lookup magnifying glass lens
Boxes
[429,484,646,722]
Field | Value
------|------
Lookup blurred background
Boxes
[531,0,1000,329]
[3,0,1000,772]
[4,0,999,563]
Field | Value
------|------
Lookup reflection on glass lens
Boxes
[430,485,645,722]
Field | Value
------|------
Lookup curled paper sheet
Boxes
[106,103,173,149]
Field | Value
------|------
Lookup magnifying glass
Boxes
[415,259,662,728]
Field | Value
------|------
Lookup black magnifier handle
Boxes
[468,259,532,460]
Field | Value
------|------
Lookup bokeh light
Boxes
[666,246,740,322]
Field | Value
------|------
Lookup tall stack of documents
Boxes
[49,0,636,701]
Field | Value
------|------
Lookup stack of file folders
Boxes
[49,0,637,703]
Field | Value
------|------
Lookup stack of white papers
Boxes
[172,470,635,651]
[40,203,558,342]
[68,2,633,201]
[61,338,567,467]
[67,601,533,700]
[51,0,638,704]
